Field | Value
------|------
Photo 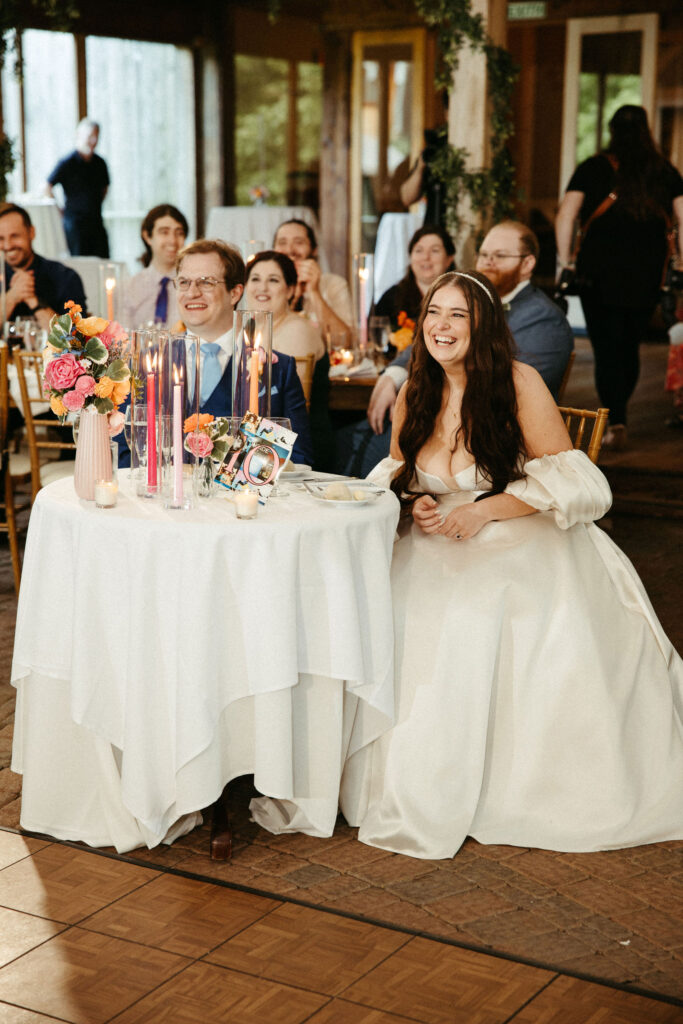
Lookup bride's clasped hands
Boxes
[412,492,488,540]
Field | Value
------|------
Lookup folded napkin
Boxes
[329,357,377,379]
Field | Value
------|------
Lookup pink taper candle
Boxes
[173,369,183,504]
[146,355,157,489]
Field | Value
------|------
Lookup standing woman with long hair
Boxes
[555,105,683,449]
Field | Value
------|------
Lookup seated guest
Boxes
[245,250,333,469]
[117,239,313,467]
[340,269,683,860]
[343,220,574,477]
[375,224,455,330]
[273,219,353,342]
[0,203,87,331]
[123,204,188,328]
[335,225,455,476]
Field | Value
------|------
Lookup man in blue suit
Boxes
[119,239,313,466]
[338,220,573,476]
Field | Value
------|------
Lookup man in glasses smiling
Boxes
[173,239,313,465]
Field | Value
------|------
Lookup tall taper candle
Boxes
[146,358,157,489]
[173,370,183,504]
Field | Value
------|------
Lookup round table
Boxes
[11,472,400,852]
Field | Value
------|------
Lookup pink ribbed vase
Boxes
[74,406,112,500]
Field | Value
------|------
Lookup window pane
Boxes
[2,29,78,197]
[235,55,288,207]
[1,32,24,197]
[293,61,322,211]
[85,36,196,271]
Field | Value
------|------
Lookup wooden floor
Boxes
[0,336,682,1023]
[0,829,682,1024]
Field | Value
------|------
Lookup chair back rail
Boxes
[0,344,22,592]
[13,349,76,502]
[295,353,316,412]
[557,405,609,464]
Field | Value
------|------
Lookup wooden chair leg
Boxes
[6,471,22,595]
[210,786,233,860]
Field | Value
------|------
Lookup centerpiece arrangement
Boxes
[42,301,134,500]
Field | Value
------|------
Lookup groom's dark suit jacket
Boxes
[117,349,313,467]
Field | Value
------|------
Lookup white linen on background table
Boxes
[206,206,329,271]
[11,472,399,851]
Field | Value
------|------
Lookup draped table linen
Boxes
[11,472,399,852]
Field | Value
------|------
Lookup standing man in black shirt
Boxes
[46,118,110,258]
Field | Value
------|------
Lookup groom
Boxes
[119,239,313,466]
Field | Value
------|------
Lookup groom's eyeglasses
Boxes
[173,277,224,293]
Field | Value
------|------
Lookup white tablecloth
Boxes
[206,206,329,271]
[11,473,399,852]
[373,211,423,300]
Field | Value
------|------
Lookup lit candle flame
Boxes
[359,267,369,281]
[105,277,116,293]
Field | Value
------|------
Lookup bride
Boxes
[340,269,683,860]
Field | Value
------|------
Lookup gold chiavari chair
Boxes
[558,406,609,464]
[13,349,76,503]
[0,343,22,592]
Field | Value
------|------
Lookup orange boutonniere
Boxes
[390,311,416,352]
[183,412,215,434]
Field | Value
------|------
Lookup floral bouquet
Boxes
[389,310,416,353]
[183,414,237,466]
[248,184,270,205]
[42,301,133,436]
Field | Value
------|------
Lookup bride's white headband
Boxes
[452,272,495,305]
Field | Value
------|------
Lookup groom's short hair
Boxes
[176,239,245,290]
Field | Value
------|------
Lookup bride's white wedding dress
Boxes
[340,450,683,859]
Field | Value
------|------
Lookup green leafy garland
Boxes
[414,0,518,240]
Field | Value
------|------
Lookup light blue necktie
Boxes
[200,343,222,404]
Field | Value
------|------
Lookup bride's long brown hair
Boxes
[390,270,526,513]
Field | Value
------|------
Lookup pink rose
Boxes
[186,431,214,458]
[75,375,96,396]
[62,388,85,411]
[44,353,85,391]
[108,410,125,437]
[99,321,128,349]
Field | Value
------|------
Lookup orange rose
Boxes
[184,413,215,433]
[391,326,414,352]
[77,316,109,337]
[110,379,131,406]
[50,395,67,417]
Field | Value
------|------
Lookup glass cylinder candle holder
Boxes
[241,240,266,264]
[160,332,200,511]
[130,329,158,493]
[232,310,273,420]
[353,253,374,360]
[98,261,124,322]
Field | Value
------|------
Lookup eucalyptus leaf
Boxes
[84,337,108,364]
[106,358,130,382]
[46,332,68,351]
[93,396,114,414]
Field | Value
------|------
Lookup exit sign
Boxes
[508,1,547,19]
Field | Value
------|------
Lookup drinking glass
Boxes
[369,315,392,363]
[268,416,292,496]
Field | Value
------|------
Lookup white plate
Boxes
[280,463,312,482]
[303,481,384,506]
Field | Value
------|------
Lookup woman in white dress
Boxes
[340,269,683,860]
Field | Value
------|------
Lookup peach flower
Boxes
[77,316,109,337]
[50,395,67,417]
[184,413,214,433]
